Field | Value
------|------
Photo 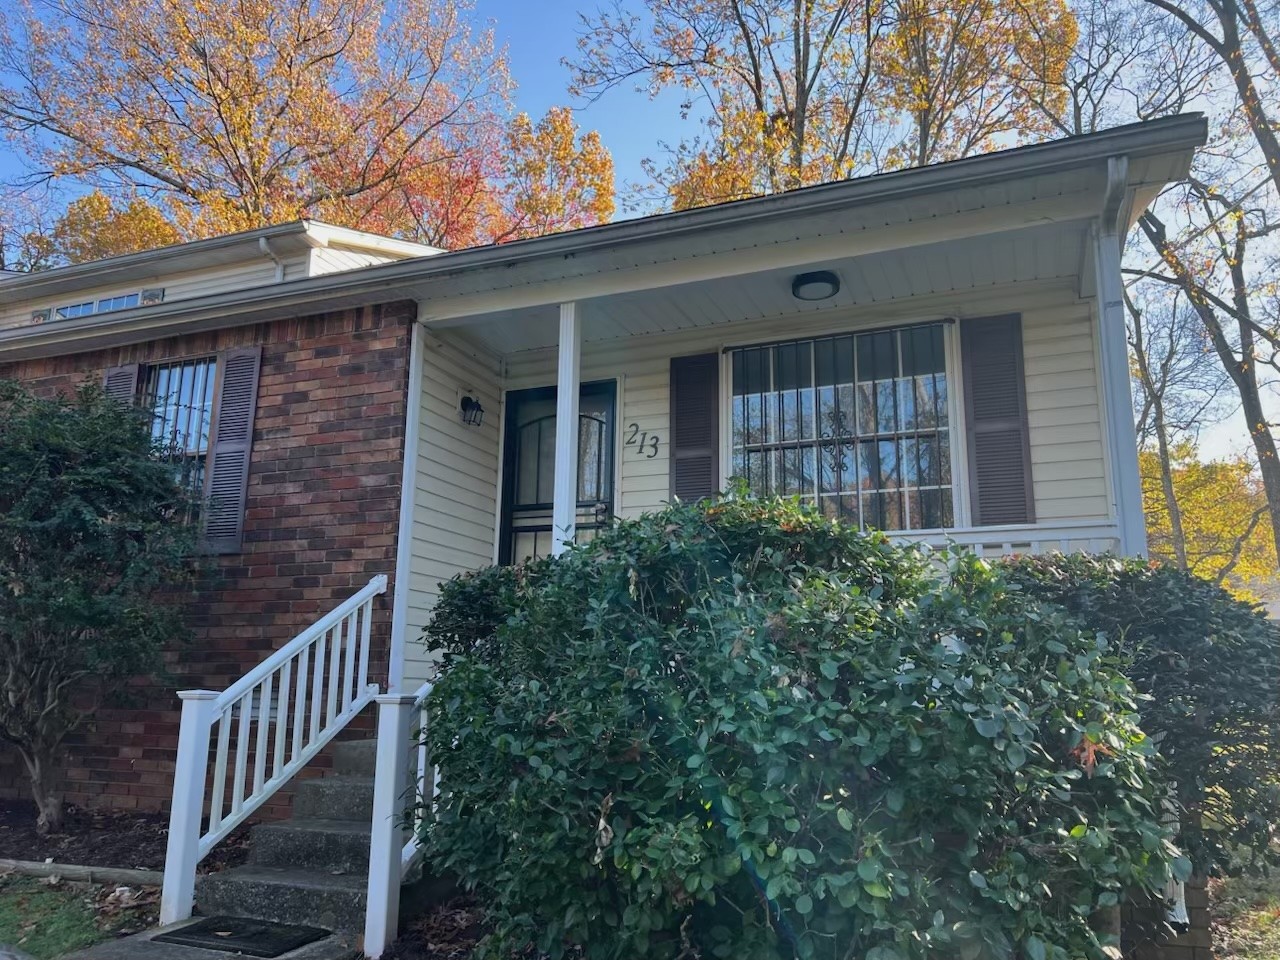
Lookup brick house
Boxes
[0,222,435,814]
[0,116,1213,956]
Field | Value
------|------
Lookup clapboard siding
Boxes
[402,334,501,687]
[0,256,309,329]
[1019,302,1109,521]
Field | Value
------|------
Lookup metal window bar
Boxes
[729,325,952,532]
[142,358,217,517]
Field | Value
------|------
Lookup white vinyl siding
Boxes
[402,334,501,688]
[1021,302,1109,521]
[0,257,311,330]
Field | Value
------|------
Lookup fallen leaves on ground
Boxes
[381,897,486,960]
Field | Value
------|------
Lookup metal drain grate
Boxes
[152,916,330,957]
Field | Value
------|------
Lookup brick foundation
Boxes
[1123,877,1213,960]
[0,300,414,818]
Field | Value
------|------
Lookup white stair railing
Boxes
[364,679,435,958]
[160,574,389,925]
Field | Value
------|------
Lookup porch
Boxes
[389,147,1166,687]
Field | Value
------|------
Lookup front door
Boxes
[499,381,616,564]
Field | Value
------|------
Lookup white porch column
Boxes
[552,302,582,556]
[1094,155,1147,558]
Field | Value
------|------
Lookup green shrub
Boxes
[999,553,1280,874]
[419,497,1179,960]
[0,379,197,833]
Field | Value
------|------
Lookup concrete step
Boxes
[249,817,372,873]
[64,917,358,959]
[196,865,368,933]
[293,775,374,823]
[331,739,377,777]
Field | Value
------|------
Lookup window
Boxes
[56,301,95,319]
[105,345,260,553]
[729,323,953,531]
[97,293,140,312]
[141,358,218,503]
[54,289,154,320]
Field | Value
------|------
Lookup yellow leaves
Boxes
[1141,444,1278,602]
[495,106,615,243]
[49,191,180,264]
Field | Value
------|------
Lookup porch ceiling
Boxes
[444,218,1093,357]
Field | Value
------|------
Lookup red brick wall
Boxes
[0,300,414,816]
[1124,878,1213,960]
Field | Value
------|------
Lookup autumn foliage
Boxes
[0,0,613,252]
[573,0,1077,208]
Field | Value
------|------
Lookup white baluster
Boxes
[327,623,342,724]
[160,690,218,925]
[273,658,292,779]
[357,599,372,694]
[310,630,327,741]
[342,612,358,712]
[231,694,252,815]
[293,646,310,764]
[208,706,232,833]
[253,678,271,794]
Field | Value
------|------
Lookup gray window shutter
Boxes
[102,364,140,403]
[669,353,720,502]
[202,346,261,553]
[961,315,1035,526]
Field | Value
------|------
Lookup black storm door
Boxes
[500,381,616,564]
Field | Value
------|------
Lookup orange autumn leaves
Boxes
[0,0,613,251]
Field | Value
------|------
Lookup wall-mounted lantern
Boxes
[459,394,485,427]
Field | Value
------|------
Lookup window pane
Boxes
[729,324,952,532]
[143,357,217,511]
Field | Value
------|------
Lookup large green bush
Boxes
[999,553,1280,874]
[0,379,197,833]
[420,497,1179,960]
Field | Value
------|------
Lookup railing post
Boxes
[364,693,416,958]
[160,690,218,925]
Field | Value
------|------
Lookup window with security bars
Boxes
[729,324,954,531]
[141,358,217,505]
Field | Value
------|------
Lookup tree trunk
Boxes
[1128,295,1189,568]
[1138,210,1280,568]
[1153,404,1189,569]
[19,745,64,834]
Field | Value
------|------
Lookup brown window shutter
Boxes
[202,346,261,553]
[961,315,1035,526]
[669,353,720,502]
[102,364,140,403]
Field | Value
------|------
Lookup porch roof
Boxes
[0,114,1207,362]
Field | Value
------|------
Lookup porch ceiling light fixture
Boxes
[459,394,485,427]
[791,270,841,302]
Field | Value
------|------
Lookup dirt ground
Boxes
[0,798,249,872]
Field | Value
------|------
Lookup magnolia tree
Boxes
[0,380,196,833]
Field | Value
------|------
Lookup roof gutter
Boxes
[0,220,313,301]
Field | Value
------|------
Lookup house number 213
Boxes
[625,423,660,459]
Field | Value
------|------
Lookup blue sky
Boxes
[477,0,680,205]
